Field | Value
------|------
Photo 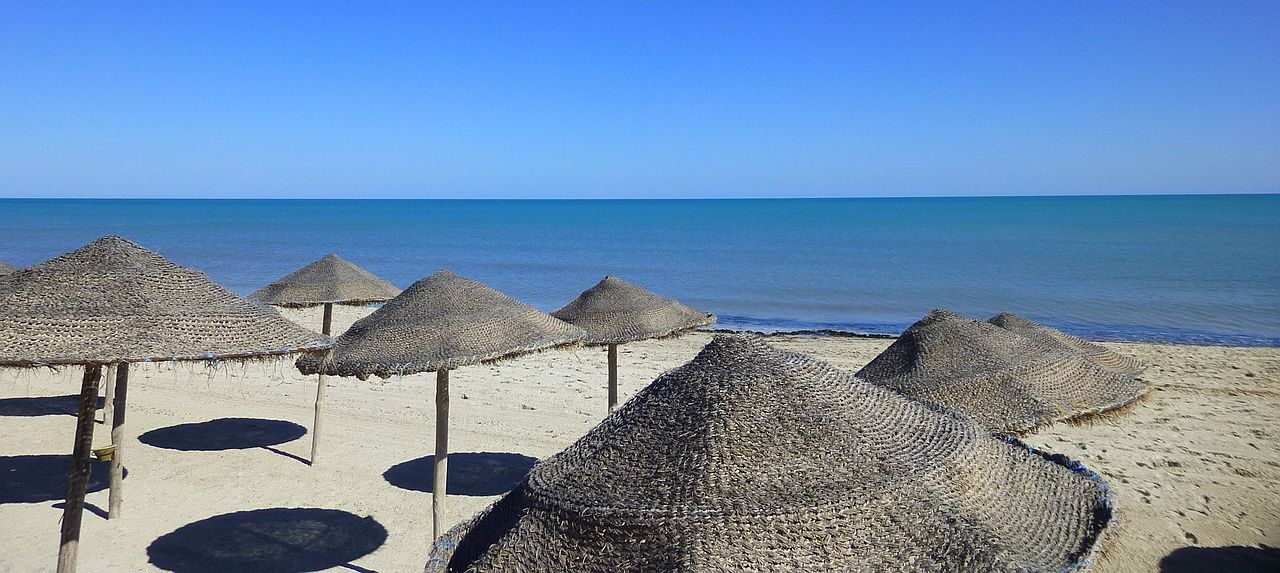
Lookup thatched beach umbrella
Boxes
[425,335,1114,572]
[0,236,330,573]
[551,276,714,412]
[856,309,1147,434]
[296,269,584,539]
[250,253,401,463]
[0,261,18,276]
[989,311,1147,375]
[250,253,401,313]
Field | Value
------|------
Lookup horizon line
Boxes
[1,191,1277,201]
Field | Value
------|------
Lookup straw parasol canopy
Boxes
[0,236,331,573]
[249,253,401,309]
[988,311,1146,375]
[856,309,1147,434]
[249,253,401,465]
[0,236,330,366]
[425,335,1114,572]
[0,261,17,276]
[297,269,585,539]
[298,269,584,379]
[551,276,715,413]
[551,276,715,345]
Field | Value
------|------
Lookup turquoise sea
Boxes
[1,195,1277,346]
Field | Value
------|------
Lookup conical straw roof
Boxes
[297,270,585,379]
[550,276,715,345]
[249,253,401,308]
[856,309,1147,433]
[426,335,1113,572]
[0,261,17,276]
[988,312,1146,375]
[0,236,330,367]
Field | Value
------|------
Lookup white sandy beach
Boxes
[0,304,1276,572]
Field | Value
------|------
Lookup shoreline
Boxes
[704,326,1280,348]
[705,327,897,339]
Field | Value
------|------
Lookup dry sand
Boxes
[0,304,1276,572]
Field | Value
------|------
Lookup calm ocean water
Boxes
[1,196,1277,346]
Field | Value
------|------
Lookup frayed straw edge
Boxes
[264,298,393,309]
[999,379,1152,437]
[0,343,332,370]
[578,314,717,346]
[1059,385,1154,429]
[297,338,586,380]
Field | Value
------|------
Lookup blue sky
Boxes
[1,2,1277,198]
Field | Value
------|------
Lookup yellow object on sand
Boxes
[91,445,114,462]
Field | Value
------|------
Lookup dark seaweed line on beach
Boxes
[707,316,1280,348]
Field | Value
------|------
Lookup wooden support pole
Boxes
[107,363,128,519]
[433,368,450,540]
[607,343,619,413]
[56,365,102,573]
[310,303,333,465]
[311,372,326,465]
[101,365,116,425]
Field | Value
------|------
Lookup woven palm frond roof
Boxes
[249,253,401,308]
[988,312,1146,375]
[0,261,17,276]
[0,236,331,367]
[551,276,715,345]
[425,335,1113,572]
[856,309,1146,434]
[296,269,584,379]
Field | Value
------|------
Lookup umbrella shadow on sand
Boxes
[0,395,104,417]
[139,417,309,464]
[1160,545,1280,572]
[0,454,123,515]
[147,508,387,573]
[384,452,537,496]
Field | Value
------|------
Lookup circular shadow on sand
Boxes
[147,507,387,573]
[1160,545,1280,573]
[0,454,119,504]
[139,418,306,451]
[0,395,104,417]
[383,452,537,496]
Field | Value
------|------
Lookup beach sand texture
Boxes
[0,304,1276,572]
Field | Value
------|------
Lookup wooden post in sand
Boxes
[310,303,334,465]
[101,364,116,424]
[311,372,327,464]
[607,343,619,413]
[57,365,102,573]
[107,363,128,519]
[433,368,450,540]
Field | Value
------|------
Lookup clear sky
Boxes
[1,2,1277,199]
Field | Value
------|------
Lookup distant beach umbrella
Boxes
[250,253,401,464]
[0,261,18,276]
[856,309,1147,434]
[296,269,584,539]
[250,253,401,310]
[425,335,1114,572]
[988,311,1146,375]
[551,276,714,412]
[0,236,330,573]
